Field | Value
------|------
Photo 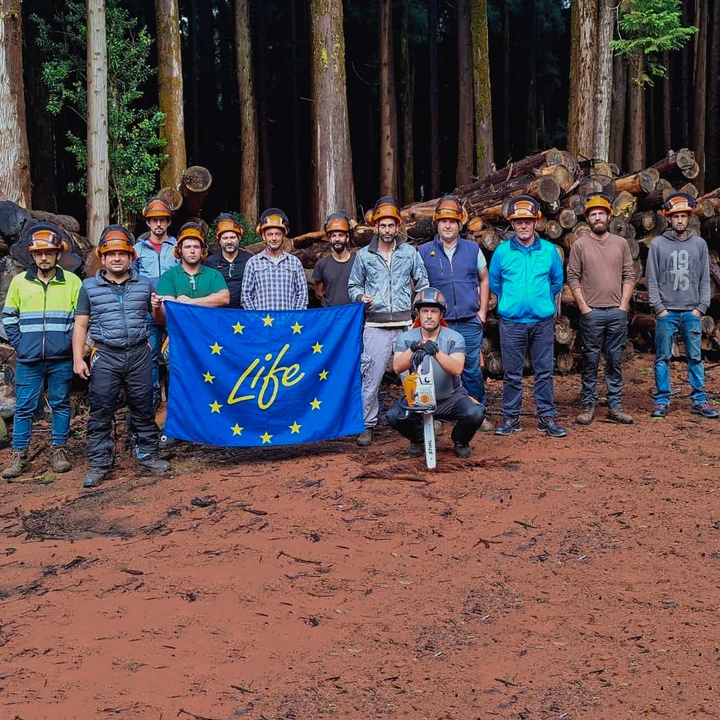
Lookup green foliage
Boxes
[32,0,167,225]
[611,0,697,83]
[208,212,260,248]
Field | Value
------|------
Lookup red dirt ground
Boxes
[2,355,720,720]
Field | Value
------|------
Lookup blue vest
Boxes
[418,236,480,321]
[83,270,151,349]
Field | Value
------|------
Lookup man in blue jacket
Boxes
[488,195,566,437]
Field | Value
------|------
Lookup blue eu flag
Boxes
[163,301,365,446]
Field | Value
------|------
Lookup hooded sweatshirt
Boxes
[646,230,710,315]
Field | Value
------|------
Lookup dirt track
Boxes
[2,355,719,720]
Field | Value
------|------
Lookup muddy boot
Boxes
[2,451,28,480]
[50,446,72,473]
[83,467,109,488]
[356,428,373,447]
[607,407,634,424]
[138,455,171,474]
[479,417,495,433]
[576,404,595,425]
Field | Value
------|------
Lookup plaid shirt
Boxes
[241,250,308,310]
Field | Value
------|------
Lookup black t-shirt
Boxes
[205,250,252,308]
[76,280,129,315]
[311,254,356,307]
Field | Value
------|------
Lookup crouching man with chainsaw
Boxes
[387,288,486,463]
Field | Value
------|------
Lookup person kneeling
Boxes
[386,288,485,459]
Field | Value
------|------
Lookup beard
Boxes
[332,242,347,253]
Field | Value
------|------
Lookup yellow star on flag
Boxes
[310,398,322,410]
[203,371,215,383]
[210,342,223,355]
[318,369,329,381]
[231,424,243,436]
[209,400,222,413]
[262,315,274,327]
[312,342,323,354]
[232,322,245,334]
[291,321,303,334]
[289,421,301,434]
[260,431,273,444]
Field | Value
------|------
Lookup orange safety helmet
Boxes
[663,192,697,217]
[174,222,208,260]
[28,224,68,254]
[506,195,542,222]
[324,212,352,236]
[214,213,244,240]
[96,225,136,259]
[583,193,613,218]
[433,195,468,227]
[256,208,290,236]
[370,195,402,226]
[142,196,173,219]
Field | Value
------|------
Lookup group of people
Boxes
[1,187,717,485]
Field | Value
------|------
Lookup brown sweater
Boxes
[566,232,635,308]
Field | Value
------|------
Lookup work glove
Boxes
[411,349,427,368]
[410,341,422,351]
[421,340,439,356]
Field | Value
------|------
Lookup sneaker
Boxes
[356,429,373,447]
[83,467,109,488]
[537,416,568,438]
[50,446,72,473]
[2,451,28,480]
[576,404,595,425]
[479,417,495,433]
[453,442,472,459]
[650,404,667,418]
[607,407,634,424]
[495,418,522,436]
[138,456,171,473]
[408,442,424,458]
[691,402,720,419]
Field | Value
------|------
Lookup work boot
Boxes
[83,467,109,488]
[495,418,522,436]
[650,404,667,419]
[50,446,72,473]
[607,407,634,424]
[453,442,472,459]
[2,451,28,480]
[356,429,373,447]
[691,402,720,419]
[537,416,568,438]
[479,417,495,433]
[576,404,595,425]
[408,442,424,458]
[138,455,171,473]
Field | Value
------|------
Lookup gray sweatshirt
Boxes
[646,230,710,315]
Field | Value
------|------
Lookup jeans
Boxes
[653,310,707,406]
[360,326,406,428]
[13,359,73,450]
[578,307,628,408]
[447,317,486,410]
[499,316,556,419]
[147,319,165,405]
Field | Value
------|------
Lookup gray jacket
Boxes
[646,230,710,315]
[348,236,429,324]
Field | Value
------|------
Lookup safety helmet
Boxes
[142,196,173,219]
[583,193,613,218]
[370,195,402,226]
[96,225,136,259]
[28,223,67,254]
[413,287,447,314]
[174,222,208,260]
[663,192,697,217]
[324,212,352,236]
[506,195,542,221]
[215,213,244,241]
[256,208,290,236]
[433,195,468,227]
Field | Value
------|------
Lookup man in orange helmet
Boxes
[311,212,356,306]
[205,213,252,308]
[567,193,635,425]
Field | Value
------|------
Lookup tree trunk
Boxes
[428,0,440,196]
[627,53,646,171]
[595,0,614,160]
[662,50,672,153]
[400,0,415,205]
[456,0,473,186]
[0,0,31,208]
[525,0,538,151]
[310,0,356,227]
[567,0,598,159]
[707,0,720,189]
[86,0,109,244]
[680,0,690,146]
[693,0,708,193]
[155,0,186,190]
[471,0,494,177]
[501,0,510,160]
[610,55,627,168]
[187,0,200,163]
[290,0,304,230]
[379,0,398,198]
[236,0,259,221]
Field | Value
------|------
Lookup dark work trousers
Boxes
[87,343,159,468]
[578,307,628,409]
[386,388,485,445]
[499,316,556,420]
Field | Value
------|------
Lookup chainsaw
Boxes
[402,356,437,469]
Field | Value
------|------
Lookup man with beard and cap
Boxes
[311,212,356,306]
[204,213,252,308]
[646,192,719,419]
[2,225,82,479]
[566,194,635,425]
[348,195,429,447]
[242,208,308,310]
